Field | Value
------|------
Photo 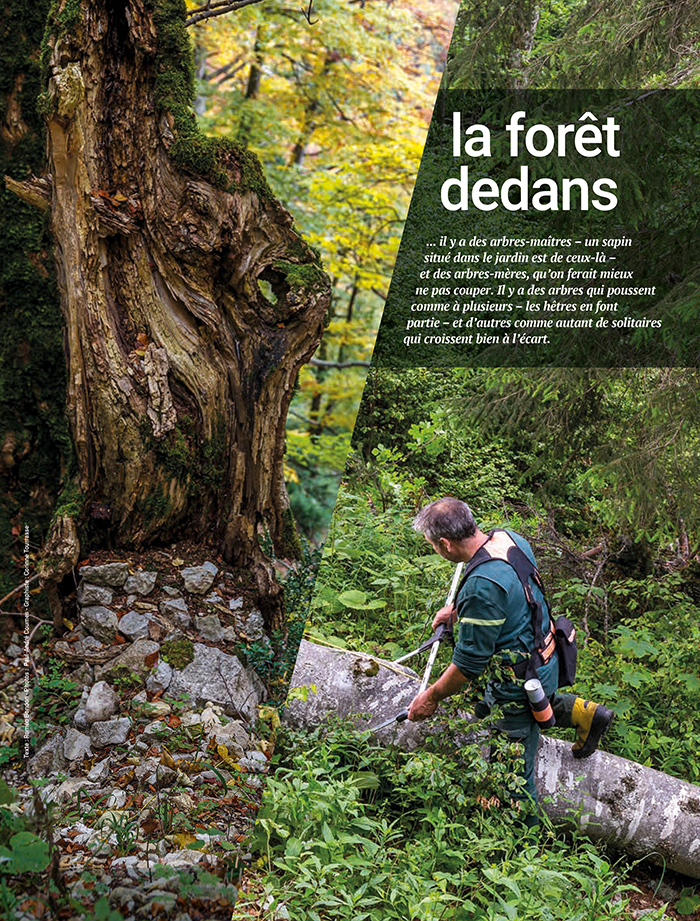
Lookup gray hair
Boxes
[413,497,477,543]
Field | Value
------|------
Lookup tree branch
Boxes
[5,174,52,211]
[186,0,269,27]
[0,575,39,611]
[309,358,370,369]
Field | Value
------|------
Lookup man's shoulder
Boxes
[461,530,537,592]
[503,529,537,563]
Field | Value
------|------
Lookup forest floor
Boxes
[0,543,280,920]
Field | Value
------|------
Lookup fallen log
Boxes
[285,640,700,880]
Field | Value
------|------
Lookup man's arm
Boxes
[407,664,469,721]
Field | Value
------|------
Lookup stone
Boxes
[142,721,168,742]
[106,789,127,808]
[112,886,150,908]
[137,699,171,720]
[73,709,89,732]
[203,593,221,605]
[229,597,244,611]
[90,717,131,748]
[27,733,68,777]
[81,606,118,644]
[118,611,152,640]
[195,614,223,642]
[240,752,268,773]
[222,626,237,643]
[77,582,114,607]
[79,562,129,588]
[50,778,100,805]
[95,638,161,682]
[58,822,98,846]
[63,728,92,762]
[87,758,111,783]
[146,660,173,694]
[234,608,265,642]
[134,758,159,785]
[168,644,266,721]
[156,764,178,788]
[82,635,104,652]
[5,643,23,659]
[162,849,207,867]
[70,662,95,686]
[180,562,218,595]
[209,720,251,760]
[85,681,120,725]
[162,586,180,597]
[124,571,157,596]
[112,855,139,874]
[160,597,190,629]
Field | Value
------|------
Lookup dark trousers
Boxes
[477,688,577,804]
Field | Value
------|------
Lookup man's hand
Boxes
[408,664,470,722]
[408,687,439,721]
[432,603,456,631]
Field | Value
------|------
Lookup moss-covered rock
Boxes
[160,637,195,670]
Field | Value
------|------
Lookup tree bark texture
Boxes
[32,0,330,624]
[286,640,700,880]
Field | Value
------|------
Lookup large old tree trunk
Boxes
[10,0,330,627]
[285,640,700,880]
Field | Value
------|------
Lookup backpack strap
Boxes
[456,530,553,679]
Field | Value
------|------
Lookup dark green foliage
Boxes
[568,573,700,780]
[449,0,700,90]
[31,662,82,735]
[248,717,643,920]
[243,541,321,702]
[0,0,70,600]
[136,415,227,520]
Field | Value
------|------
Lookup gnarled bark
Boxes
[20,0,330,628]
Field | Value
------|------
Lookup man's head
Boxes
[412,497,479,562]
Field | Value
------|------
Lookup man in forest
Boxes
[407,497,615,816]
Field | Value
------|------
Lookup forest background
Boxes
[240,2,700,919]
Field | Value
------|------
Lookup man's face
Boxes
[426,536,462,563]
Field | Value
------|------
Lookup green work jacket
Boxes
[451,530,559,703]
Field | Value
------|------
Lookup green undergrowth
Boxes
[305,371,700,784]
[242,716,659,921]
